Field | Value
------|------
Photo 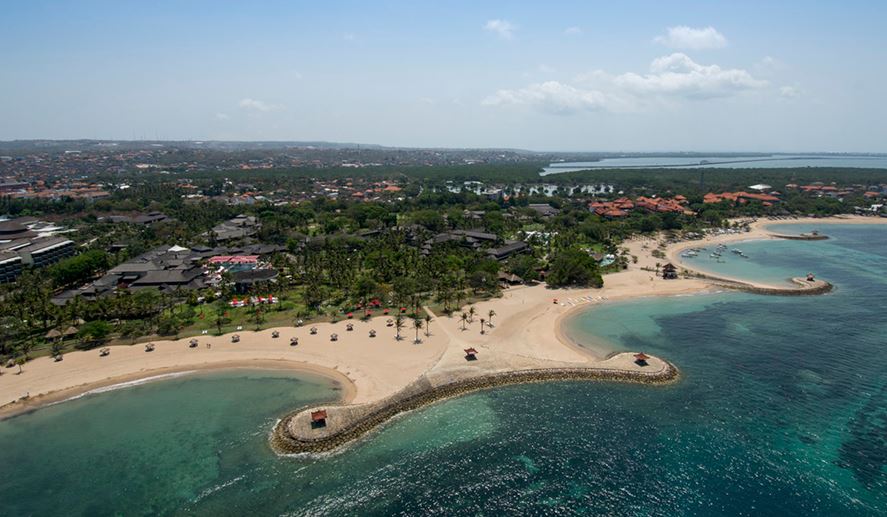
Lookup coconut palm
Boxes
[487,309,496,327]
[424,314,432,337]
[468,306,476,323]
[460,312,469,331]
[480,318,486,334]
[50,341,64,361]
[412,317,423,343]
[394,315,405,341]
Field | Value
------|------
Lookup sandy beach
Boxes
[3,215,885,424]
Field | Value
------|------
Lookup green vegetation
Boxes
[1,162,883,366]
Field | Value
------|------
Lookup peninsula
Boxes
[4,216,880,453]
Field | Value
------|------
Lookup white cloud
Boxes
[614,53,767,99]
[215,112,230,120]
[238,98,280,112]
[564,26,582,35]
[654,26,727,50]
[483,53,768,114]
[780,85,802,98]
[482,81,611,114]
[484,19,516,40]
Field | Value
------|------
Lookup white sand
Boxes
[3,215,884,417]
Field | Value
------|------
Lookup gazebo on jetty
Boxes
[311,410,328,428]
[634,352,650,366]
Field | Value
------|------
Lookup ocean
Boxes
[1,224,886,515]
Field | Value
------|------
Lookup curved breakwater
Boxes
[271,362,679,454]
[771,233,830,241]
[689,272,833,296]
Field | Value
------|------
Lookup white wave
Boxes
[49,370,198,407]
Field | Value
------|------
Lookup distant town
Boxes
[1,140,886,364]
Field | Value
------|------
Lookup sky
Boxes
[1,0,886,152]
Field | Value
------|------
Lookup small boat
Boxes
[731,249,743,254]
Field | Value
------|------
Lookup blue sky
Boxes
[1,0,885,151]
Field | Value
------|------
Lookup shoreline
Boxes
[0,359,356,421]
[2,214,883,452]
[664,215,887,291]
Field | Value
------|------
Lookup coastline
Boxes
[0,359,356,420]
[2,215,883,451]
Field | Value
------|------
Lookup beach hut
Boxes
[464,348,478,361]
[290,336,299,346]
[232,334,240,343]
[310,326,318,335]
[99,348,110,357]
[45,329,62,341]
[62,326,79,339]
[369,329,377,338]
[189,338,198,348]
[634,352,650,366]
[311,409,328,428]
[145,343,155,352]
[272,330,280,338]
[330,333,338,342]
[661,263,678,280]
[806,272,816,282]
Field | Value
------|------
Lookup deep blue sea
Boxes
[1,224,886,516]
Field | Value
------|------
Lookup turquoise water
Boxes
[2,224,887,515]
[677,224,885,287]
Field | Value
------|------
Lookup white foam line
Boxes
[48,370,198,407]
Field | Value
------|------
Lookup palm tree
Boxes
[394,315,405,341]
[50,341,64,361]
[468,306,476,323]
[424,314,432,337]
[480,318,486,334]
[460,312,469,331]
[412,317,423,343]
[487,309,496,327]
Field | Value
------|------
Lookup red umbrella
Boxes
[347,312,353,318]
